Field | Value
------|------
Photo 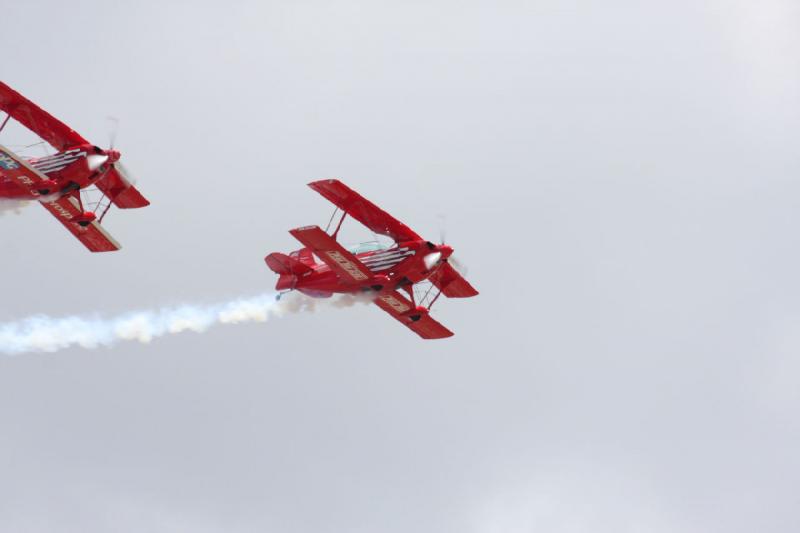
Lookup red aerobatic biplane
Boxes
[265,179,478,339]
[0,81,149,252]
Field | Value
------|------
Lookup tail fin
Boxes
[290,247,316,267]
[265,252,313,276]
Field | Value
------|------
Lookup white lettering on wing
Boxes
[325,251,368,281]
[379,294,410,313]
[49,202,73,220]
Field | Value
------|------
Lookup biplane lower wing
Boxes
[430,263,479,298]
[0,145,119,252]
[289,225,373,283]
[40,195,120,252]
[374,290,454,339]
[308,179,421,243]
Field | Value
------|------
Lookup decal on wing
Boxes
[288,225,373,283]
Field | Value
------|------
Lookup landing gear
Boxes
[74,211,96,227]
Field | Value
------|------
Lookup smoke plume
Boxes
[0,198,30,216]
[0,292,372,355]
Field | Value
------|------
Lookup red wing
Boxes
[429,263,478,298]
[95,167,150,209]
[0,144,49,194]
[40,194,121,252]
[0,81,88,151]
[289,225,373,283]
[1,144,120,252]
[373,290,454,339]
[308,179,421,243]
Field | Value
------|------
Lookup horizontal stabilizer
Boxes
[265,252,313,276]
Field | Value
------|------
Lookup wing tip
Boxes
[308,177,343,189]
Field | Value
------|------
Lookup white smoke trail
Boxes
[0,292,373,355]
[0,193,64,216]
[0,198,30,216]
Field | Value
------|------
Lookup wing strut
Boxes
[324,207,338,232]
[332,211,347,239]
[324,206,348,239]
[97,191,114,223]
[428,288,444,309]
[0,113,10,134]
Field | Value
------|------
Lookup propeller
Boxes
[86,118,138,186]
[437,213,447,245]
[448,255,468,276]
[114,160,137,186]
[431,214,468,275]
[107,116,119,150]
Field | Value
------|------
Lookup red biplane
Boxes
[0,81,149,252]
[265,179,478,339]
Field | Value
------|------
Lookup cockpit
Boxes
[344,241,392,255]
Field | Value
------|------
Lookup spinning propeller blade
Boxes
[448,255,468,276]
[434,214,468,274]
[115,161,136,186]
[107,116,119,149]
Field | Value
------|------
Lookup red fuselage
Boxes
[0,144,119,199]
[278,240,453,298]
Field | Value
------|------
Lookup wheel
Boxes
[78,220,91,227]
[37,188,51,195]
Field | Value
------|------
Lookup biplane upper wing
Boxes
[0,145,119,252]
[289,225,373,283]
[40,194,121,252]
[0,81,88,151]
[95,167,150,209]
[308,179,421,243]
[374,290,454,339]
[429,263,479,298]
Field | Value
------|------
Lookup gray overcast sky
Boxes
[1,1,799,531]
